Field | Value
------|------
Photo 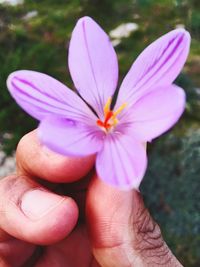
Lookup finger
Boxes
[16,130,95,183]
[0,175,78,245]
[86,176,183,267]
[35,226,101,267]
[0,238,36,267]
[0,257,9,267]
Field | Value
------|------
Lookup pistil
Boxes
[97,97,127,132]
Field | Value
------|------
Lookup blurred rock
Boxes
[111,39,121,47]
[109,22,139,46]
[22,10,38,21]
[109,22,139,39]
[0,0,23,6]
[0,149,15,178]
[175,24,185,29]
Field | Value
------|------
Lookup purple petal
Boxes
[122,84,186,142]
[68,16,118,118]
[96,133,147,190]
[38,116,104,156]
[7,70,96,123]
[116,29,190,107]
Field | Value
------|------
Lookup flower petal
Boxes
[122,84,186,142]
[68,16,118,118]
[116,29,190,107]
[7,70,96,123]
[96,133,147,190]
[38,116,104,156]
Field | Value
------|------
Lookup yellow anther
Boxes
[104,97,112,116]
[97,98,127,132]
[112,103,127,119]
[112,118,119,126]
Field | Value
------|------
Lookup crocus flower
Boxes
[7,17,190,190]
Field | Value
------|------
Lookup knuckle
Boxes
[132,208,173,266]
[0,176,20,211]
[0,175,33,210]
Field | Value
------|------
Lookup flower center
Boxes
[96,97,127,132]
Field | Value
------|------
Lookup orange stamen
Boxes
[104,110,113,125]
[96,97,127,132]
[96,120,104,127]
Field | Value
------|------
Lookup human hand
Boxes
[0,130,183,267]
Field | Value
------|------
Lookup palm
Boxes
[7,225,98,267]
[25,226,97,267]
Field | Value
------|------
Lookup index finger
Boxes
[16,130,95,183]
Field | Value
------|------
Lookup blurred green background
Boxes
[0,0,199,266]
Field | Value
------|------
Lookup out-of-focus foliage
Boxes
[143,124,200,266]
[0,0,199,266]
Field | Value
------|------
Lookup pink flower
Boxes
[7,17,190,190]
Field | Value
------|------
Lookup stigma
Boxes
[97,97,127,132]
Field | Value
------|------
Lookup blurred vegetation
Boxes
[0,0,199,266]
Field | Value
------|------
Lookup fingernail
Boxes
[21,189,65,220]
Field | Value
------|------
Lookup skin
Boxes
[0,130,183,267]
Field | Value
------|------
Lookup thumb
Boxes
[0,175,78,245]
[86,176,183,267]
